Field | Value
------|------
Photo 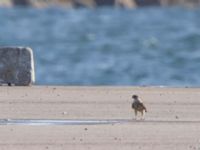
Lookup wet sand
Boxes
[0,86,200,149]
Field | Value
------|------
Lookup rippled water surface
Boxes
[0,7,200,86]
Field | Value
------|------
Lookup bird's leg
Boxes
[134,109,138,120]
[141,110,146,120]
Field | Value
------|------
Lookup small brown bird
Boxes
[131,95,147,120]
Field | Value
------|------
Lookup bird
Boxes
[131,95,147,120]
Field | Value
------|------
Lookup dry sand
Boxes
[0,86,199,149]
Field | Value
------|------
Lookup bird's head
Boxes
[132,95,138,100]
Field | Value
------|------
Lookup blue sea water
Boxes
[0,6,200,86]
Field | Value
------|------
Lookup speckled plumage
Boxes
[131,95,147,120]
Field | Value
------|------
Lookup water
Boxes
[0,7,200,86]
[0,119,130,125]
[0,119,199,126]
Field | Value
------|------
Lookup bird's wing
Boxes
[132,103,135,109]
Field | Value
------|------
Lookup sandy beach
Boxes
[0,86,200,149]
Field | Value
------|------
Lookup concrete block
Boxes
[0,47,35,86]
